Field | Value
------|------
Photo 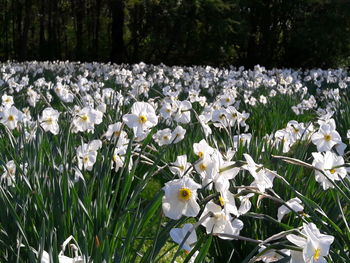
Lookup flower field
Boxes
[1,62,350,262]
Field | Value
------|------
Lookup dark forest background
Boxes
[1,0,350,68]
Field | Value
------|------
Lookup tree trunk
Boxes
[110,0,124,63]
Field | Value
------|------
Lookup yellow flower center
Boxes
[112,154,118,162]
[324,134,332,141]
[219,196,225,207]
[330,168,336,174]
[7,115,14,121]
[198,151,204,159]
[313,248,321,261]
[178,188,192,201]
[139,115,147,124]
[166,108,171,113]
[199,163,207,171]
[179,165,185,171]
[232,113,237,118]
[114,131,121,137]
[163,135,169,141]
[213,212,227,220]
[80,115,88,122]
[46,117,53,124]
[83,156,89,163]
[226,98,230,102]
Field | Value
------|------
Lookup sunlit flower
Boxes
[39,107,60,135]
[0,105,24,130]
[123,101,158,137]
[287,222,334,263]
[162,177,201,220]
[200,201,243,239]
[170,155,192,177]
[76,140,102,171]
[311,123,341,152]
[312,151,347,190]
[170,223,197,252]
[277,197,304,222]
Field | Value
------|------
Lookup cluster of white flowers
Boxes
[1,62,347,262]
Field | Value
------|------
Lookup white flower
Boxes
[122,101,158,137]
[257,246,290,262]
[287,223,334,263]
[200,201,243,240]
[72,106,103,133]
[39,107,60,135]
[1,160,16,186]
[233,133,252,150]
[0,105,24,130]
[2,94,14,108]
[162,177,201,220]
[277,197,304,222]
[76,140,102,171]
[311,123,341,152]
[159,101,175,119]
[174,100,192,124]
[153,128,172,146]
[243,154,275,192]
[171,126,186,143]
[312,151,347,190]
[170,223,197,252]
[170,155,192,177]
[193,139,214,159]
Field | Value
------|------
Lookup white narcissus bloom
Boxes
[170,223,197,252]
[226,106,241,127]
[171,125,186,143]
[159,101,175,119]
[286,120,306,142]
[0,105,24,130]
[72,106,103,133]
[39,107,60,135]
[274,129,293,153]
[194,154,218,189]
[122,101,158,137]
[193,139,214,159]
[2,94,14,108]
[311,123,341,152]
[174,100,192,124]
[212,151,240,192]
[233,133,252,150]
[104,122,126,141]
[243,154,275,193]
[76,140,102,171]
[1,160,16,186]
[153,128,172,146]
[200,201,243,240]
[218,189,239,217]
[287,223,334,263]
[312,151,347,190]
[212,108,229,128]
[170,155,192,178]
[257,246,290,263]
[162,177,201,220]
[277,197,304,222]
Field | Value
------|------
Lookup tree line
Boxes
[0,0,350,68]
